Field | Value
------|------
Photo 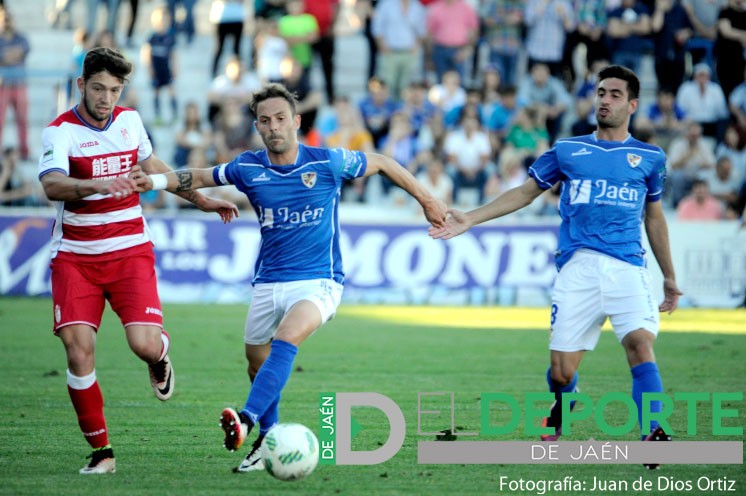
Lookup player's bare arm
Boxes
[644,200,682,314]
[40,170,138,201]
[363,152,447,227]
[135,157,239,223]
[134,167,219,192]
[429,177,544,240]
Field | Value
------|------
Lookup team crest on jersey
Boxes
[121,128,132,146]
[301,172,317,188]
[627,153,642,168]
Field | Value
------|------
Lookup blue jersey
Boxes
[213,144,368,284]
[528,133,666,270]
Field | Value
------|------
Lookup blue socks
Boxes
[241,339,298,427]
[546,367,579,425]
[631,361,663,438]
[258,396,280,436]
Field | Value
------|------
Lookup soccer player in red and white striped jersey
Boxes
[37,46,239,475]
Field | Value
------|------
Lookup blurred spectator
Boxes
[484,147,528,200]
[570,58,608,136]
[167,0,197,45]
[359,76,400,148]
[209,0,246,77]
[399,80,439,140]
[606,0,652,74]
[0,146,34,206]
[715,123,746,183]
[415,151,453,206]
[358,0,379,79]
[207,56,261,125]
[651,0,692,95]
[0,7,30,160]
[639,87,687,150]
[503,105,550,158]
[379,110,419,194]
[63,28,91,108]
[444,114,492,205]
[698,155,741,216]
[675,62,728,141]
[212,98,254,163]
[517,63,572,143]
[173,101,213,168]
[524,0,574,79]
[667,121,716,206]
[727,67,746,134]
[49,0,75,30]
[324,96,375,202]
[281,56,323,141]
[676,178,724,219]
[255,0,288,25]
[485,84,521,142]
[279,0,319,87]
[479,65,501,105]
[119,0,141,48]
[141,5,178,126]
[562,0,608,88]
[254,17,289,84]
[715,0,746,100]
[425,0,479,83]
[429,69,467,127]
[633,118,658,144]
[481,0,524,87]
[304,0,338,103]
[682,0,724,68]
[371,0,427,101]
[84,0,119,34]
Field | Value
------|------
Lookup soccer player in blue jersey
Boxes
[429,65,683,467]
[134,83,447,472]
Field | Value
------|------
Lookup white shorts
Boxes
[244,279,344,345]
[549,250,659,352]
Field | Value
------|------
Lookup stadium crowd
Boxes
[2,0,746,222]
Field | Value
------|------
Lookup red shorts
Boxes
[50,246,164,333]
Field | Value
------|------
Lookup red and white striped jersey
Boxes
[38,106,154,260]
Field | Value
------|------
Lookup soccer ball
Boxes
[261,423,319,481]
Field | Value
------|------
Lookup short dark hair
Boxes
[82,46,132,82]
[598,65,640,100]
[249,83,298,118]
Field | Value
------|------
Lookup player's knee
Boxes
[549,365,576,386]
[623,330,656,364]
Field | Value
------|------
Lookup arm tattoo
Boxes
[175,170,193,191]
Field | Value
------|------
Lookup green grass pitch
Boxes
[0,298,743,495]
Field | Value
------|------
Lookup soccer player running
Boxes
[429,65,682,467]
[133,83,447,472]
[38,47,239,475]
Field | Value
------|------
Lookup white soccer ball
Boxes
[261,423,319,481]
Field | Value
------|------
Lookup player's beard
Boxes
[264,132,291,155]
[596,109,621,129]
[82,90,112,123]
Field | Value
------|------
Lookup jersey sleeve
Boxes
[646,153,667,202]
[212,161,236,186]
[527,146,563,190]
[135,112,154,162]
[38,125,71,179]
[327,148,367,181]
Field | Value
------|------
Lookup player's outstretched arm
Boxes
[429,177,544,240]
[132,165,239,223]
[644,200,682,314]
[364,152,447,227]
[41,171,138,201]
